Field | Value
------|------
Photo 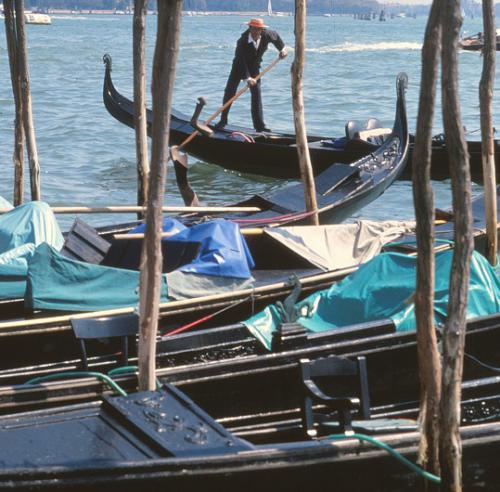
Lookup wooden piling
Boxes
[133,0,149,217]
[138,0,182,392]
[3,0,24,206]
[14,0,41,200]
[291,0,319,226]
[412,0,443,477]
[479,0,497,265]
[439,1,474,489]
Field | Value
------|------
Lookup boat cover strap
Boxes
[244,250,500,350]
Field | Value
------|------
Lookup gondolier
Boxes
[216,18,288,132]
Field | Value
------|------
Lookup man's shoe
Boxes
[257,127,272,133]
[214,121,227,130]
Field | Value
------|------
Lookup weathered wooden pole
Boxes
[138,0,182,391]
[3,0,25,205]
[479,0,497,265]
[133,0,149,217]
[439,0,474,489]
[14,0,41,200]
[412,0,443,477]
[291,0,319,226]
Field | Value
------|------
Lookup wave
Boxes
[306,42,422,53]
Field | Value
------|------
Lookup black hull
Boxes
[103,55,496,183]
[0,184,498,375]
[0,382,498,491]
[0,426,498,491]
[2,310,500,420]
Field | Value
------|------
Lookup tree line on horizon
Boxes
[27,0,384,15]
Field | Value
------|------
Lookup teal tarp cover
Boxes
[0,202,64,300]
[244,250,500,350]
[25,243,169,312]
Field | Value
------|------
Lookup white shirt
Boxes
[248,33,261,50]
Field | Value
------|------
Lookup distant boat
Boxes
[459,29,500,51]
[24,12,51,24]
[267,0,272,16]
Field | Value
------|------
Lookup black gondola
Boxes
[0,373,499,491]
[0,185,498,373]
[103,54,497,183]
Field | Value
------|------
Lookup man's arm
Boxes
[265,29,287,58]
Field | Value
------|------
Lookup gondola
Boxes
[0,184,498,373]
[0,369,499,490]
[103,65,409,226]
[103,54,497,183]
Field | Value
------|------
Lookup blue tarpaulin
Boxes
[244,250,500,350]
[131,218,255,279]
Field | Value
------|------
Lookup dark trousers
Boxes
[220,71,265,131]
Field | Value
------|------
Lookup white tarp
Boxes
[265,220,416,272]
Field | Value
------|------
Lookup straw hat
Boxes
[246,18,268,29]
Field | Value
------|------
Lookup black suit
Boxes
[220,29,285,131]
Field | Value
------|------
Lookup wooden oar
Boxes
[170,55,282,167]
[0,205,261,214]
[113,227,264,241]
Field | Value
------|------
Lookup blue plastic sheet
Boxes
[244,250,500,350]
[25,243,169,312]
[131,218,255,279]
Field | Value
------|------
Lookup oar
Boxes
[170,55,282,168]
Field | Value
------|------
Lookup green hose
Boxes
[108,365,162,390]
[327,433,441,484]
[25,371,128,397]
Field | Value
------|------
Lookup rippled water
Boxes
[0,14,492,228]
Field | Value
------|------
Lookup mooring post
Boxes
[3,0,25,206]
[133,0,149,218]
[138,0,183,392]
[479,0,497,266]
[439,1,474,489]
[412,0,443,477]
[292,0,319,226]
[14,0,41,201]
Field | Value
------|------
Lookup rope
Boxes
[464,351,500,373]
[163,295,252,336]
[326,433,441,484]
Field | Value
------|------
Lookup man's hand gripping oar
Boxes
[170,56,283,206]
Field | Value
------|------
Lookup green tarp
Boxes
[25,243,169,312]
[244,250,500,350]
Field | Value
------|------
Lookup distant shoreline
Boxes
[44,9,358,17]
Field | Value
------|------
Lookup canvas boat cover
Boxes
[244,250,500,350]
[0,202,64,300]
[25,243,169,312]
[264,220,416,272]
[0,204,254,310]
